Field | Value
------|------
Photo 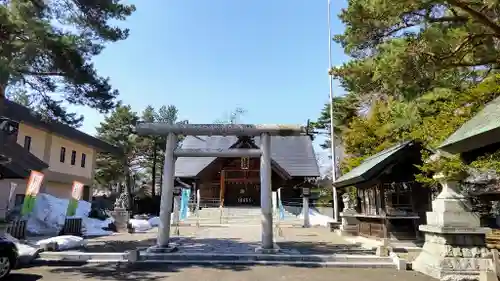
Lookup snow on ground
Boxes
[26,193,114,237]
[131,211,192,232]
[298,209,334,227]
[35,235,85,250]
[25,193,194,237]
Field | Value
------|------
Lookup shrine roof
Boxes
[333,141,417,188]
[174,135,319,178]
[439,95,500,154]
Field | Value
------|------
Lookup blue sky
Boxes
[73,0,349,162]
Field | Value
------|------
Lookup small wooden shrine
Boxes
[334,141,432,240]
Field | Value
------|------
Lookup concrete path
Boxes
[65,225,374,256]
[77,225,373,256]
[10,264,438,281]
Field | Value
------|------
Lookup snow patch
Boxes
[298,209,334,227]
[35,235,85,250]
[26,193,113,237]
[129,219,152,232]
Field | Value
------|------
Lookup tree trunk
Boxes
[151,141,157,197]
[0,84,6,161]
[124,159,133,212]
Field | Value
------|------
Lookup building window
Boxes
[81,153,86,168]
[71,150,76,165]
[60,147,66,163]
[23,136,31,151]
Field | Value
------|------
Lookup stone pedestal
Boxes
[412,176,493,281]
[110,208,130,233]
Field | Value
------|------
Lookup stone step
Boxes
[184,216,302,221]
[186,216,301,222]
[138,252,395,266]
[181,220,304,226]
[137,259,396,268]
[36,251,396,268]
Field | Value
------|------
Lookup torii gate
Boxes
[135,123,307,251]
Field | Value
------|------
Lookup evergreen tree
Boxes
[0,0,135,134]
[95,103,140,208]
[155,105,186,191]
[137,104,187,195]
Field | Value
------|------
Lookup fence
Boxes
[6,219,27,240]
[61,218,83,236]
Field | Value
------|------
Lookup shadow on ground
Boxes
[5,273,43,281]
[277,241,375,255]
[83,238,158,252]
[35,237,379,281]
[81,236,374,255]
[46,263,259,281]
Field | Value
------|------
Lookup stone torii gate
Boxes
[135,123,307,252]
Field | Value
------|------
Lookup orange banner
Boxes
[71,181,84,200]
[25,171,44,196]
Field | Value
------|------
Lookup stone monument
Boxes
[110,191,131,233]
[412,173,493,281]
[338,193,358,236]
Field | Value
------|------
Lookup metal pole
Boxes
[328,0,339,223]
[195,182,200,228]
[260,133,273,249]
[157,133,176,248]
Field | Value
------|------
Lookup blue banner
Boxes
[180,188,191,221]
[278,198,285,220]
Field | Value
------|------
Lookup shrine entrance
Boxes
[219,160,261,206]
[135,123,307,251]
[224,182,260,206]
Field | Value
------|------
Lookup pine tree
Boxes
[95,103,140,209]
[0,0,135,160]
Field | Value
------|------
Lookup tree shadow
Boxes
[33,236,381,280]
[5,273,43,281]
[276,241,375,255]
[45,262,256,281]
[83,238,158,252]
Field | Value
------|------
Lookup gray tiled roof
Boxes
[175,135,320,177]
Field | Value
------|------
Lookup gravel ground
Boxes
[10,264,438,281]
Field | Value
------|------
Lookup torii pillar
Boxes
[135,123,307,252]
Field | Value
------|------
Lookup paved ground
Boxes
[276,227,374,255]
[82,226,199,252]
[80,225,373,255]
[10,264,438,281]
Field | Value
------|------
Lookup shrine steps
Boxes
[137,252,396,268]
[182,207,303,226]
[36,251,397,269]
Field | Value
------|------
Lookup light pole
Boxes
[327,0,338,223]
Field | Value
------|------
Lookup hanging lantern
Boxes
[241,156,249,170]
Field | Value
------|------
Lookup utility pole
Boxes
[327,0,338,223]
